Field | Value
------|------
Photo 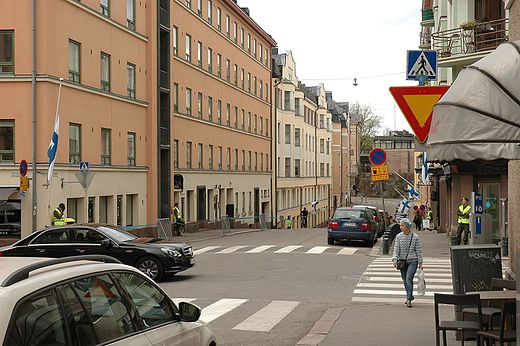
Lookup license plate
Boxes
[343,222,356,227]
[189,258,195,265]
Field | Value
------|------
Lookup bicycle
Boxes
[173,220,185,236]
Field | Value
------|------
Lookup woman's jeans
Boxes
[400,260,418,301]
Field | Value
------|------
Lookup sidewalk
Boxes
[319,230,467,346]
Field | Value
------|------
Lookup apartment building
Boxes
[271,50,332,228]
[171,1,275,226]
[0,0,156,236]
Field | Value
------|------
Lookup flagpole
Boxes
[47,78,64,224]
[393,187,407,199]
[393,171,426,199]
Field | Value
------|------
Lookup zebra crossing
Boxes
[193,245,361,255]
[352,257,453,304]
[171,297,300,332]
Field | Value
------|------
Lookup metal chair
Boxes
[435,293,483,346]
[462,278,515,330]
[477,301,516,346]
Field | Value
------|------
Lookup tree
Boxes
[349,102,383,151]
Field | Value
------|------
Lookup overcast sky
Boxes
[238,0,420,133]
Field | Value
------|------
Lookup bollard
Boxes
[382,235,390,254]
[501,237,509,257]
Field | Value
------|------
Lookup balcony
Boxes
[419,27,432,50]
[431,18,508,65]
[421,0,434,27]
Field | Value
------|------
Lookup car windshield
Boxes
[333,210,364,219]
[97,226,138,242]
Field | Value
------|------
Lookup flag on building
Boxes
[398,198,411,215]
[421,151,429,184]
[47,113,60,183]
[408,184,419,200]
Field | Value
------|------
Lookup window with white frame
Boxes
[186,88,192,115]
[127,63,135,98]
[100,52,110,92]
[127,132,136,166]
[185,34,191,62]
[68,40,80,83]
[0,31,14,73]
[69,123,81,164]
[285,124,291,144]
[101,128,111,165]
[127,0,135,30]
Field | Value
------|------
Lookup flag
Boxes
[421,151,429,184]
[47,113,59,183]
[398,198,411,215]
[408,184,419,200]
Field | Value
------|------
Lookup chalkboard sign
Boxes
[450,245,502,294]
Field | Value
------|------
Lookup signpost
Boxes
[406,50,438,81]
[369,148,387,166]
[389,86,450,143]
[371,165,389,182]
[368,148,388,220]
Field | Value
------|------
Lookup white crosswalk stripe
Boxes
[245,245,275,253]
[216,246,248,254]
[306,246,329,254]
[232,300,300,332]
[193,246,221,255]
[192,245,359,255]
[337,248,359,255]
[274,245,303,253]
[200,298,248,323]
[352,257,453,304]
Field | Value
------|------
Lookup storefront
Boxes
[0,186,21,236]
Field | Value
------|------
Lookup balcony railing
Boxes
[432,18,508,59]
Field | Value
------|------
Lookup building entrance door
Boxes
[197,186,206,222]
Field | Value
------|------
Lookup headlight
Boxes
[161,248,182,257]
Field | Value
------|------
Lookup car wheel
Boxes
[137,256,164,281]
[327,238,334,245]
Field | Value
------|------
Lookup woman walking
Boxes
[392,218,423,308]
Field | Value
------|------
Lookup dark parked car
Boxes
[0,223,194,281]
[327,208,378,246]
[352,205,386,237]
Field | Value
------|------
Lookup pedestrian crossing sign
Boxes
[407,50,437,81]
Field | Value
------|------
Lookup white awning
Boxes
[427,41,520,162]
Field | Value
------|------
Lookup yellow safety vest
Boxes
[286,219,292,229]
[458,205,471,224]
[427,211,432,220]
[53,208,65,225]
[172,207,181,221]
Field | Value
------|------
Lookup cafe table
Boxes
[465,290,516,300]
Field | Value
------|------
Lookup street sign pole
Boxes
[380,181,387,230]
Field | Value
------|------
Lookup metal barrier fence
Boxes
[220,214,270,236]
[157,218,173,240]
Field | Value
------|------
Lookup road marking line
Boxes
[200,298,248,323]
[374,258,450,263]
[216,246,248,254]
[366,276,452,283]
[357,283,453,290]
[352,297,433,304]
[193,246,221,255]
[337,248,358,255]
[354,289,452,296]
[245,245,275,253]
[368,264,451,268]
[171,298,196,306]
[306,246,329,254]
[233,300,299,332]
[364,271,452,277]
[274,245,303,253]
[367,267,451,272]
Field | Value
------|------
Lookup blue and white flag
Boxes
[408,184,419,200]
[421,151,429,184]
[47,113,59,183]
[398,198,411,215]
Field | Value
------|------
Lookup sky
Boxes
[238,0,420,133]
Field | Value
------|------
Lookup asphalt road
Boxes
[158,228,377,345]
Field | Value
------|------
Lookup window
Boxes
[127,0,135,30]
[69,123,81,164]
[225,59,230,82]
[197,92,202,117]
[248,151,251,171]
[285,157,291,177]
[68,40,80,83]
[226,103,230,126]
[197,41,202,67]
[320,115,324,128]
[253,76,257,95]
[247,73,251,92]
[186,141,192,168]
[0,31,14,73]
[207,47,212,73]
[208,144,213,169]
[186,0,191,8]
[285,124,291,144]
[101,128,111,165]
[207,0,212,23]
[320,163,325,177]
[174,139,179,168]
[259,43,263,63]
[218,146,222,170]
[226,147,231,170]
[277,123,280,143]
[217,7,221,31]
[266,153,269,171]
[234,106,238,128]
[259,81,263,99]
[265,119,268,136]
[295,128,300,147]
[265,48,268,67]
[217,100,222,124]
[248,112,251,132]
[186,88,192,115]
[217,53,221,77]
[208,96,213,121]
[247,33,251,53]
[197,143,203,169]
[185,34,191,62]
[260,153,264,171]
[114,272,175,328]
[225,15,230,37]
[4,289,66,346]
[233,22,237,43]
[295,159,300,177]
[241,109,245,130]
[284,91,292,111]
[173,83,179,112]
[240,68,245,89]
[326,139,330,154]
[234,149,238,170]
[127,63,136,98]
[253,38,257,57]
[173,27,178,56]
[320,139,324,153]
[241,150,245,171]
[128,132,136,166]
[100,52,110,92]
[33,228,70,244]
[327,163,330,177]
[100,0,110,16]
[0,120,14,163]
[240,28,244,48]
[197,0,202,16]
[254,114,257,133]
[254,152,257,171]
[233,64,238,85]
[126,195,134,225]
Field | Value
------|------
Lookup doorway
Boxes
[254,188,260,222]
[197,186,206,222]
[480,183,500,239]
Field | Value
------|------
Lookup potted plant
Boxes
[460,20,479,30]
[460,20,478,53]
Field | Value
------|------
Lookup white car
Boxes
[0,255,216,346]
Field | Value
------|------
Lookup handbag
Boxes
[396,234,414,270]
[416,268,426,296]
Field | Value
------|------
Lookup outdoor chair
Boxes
[462,278,516,331]
[477,301,516,346]
[434,293,483,346]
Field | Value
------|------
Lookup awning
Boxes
[427,41,520,163]
[0,187,18,201]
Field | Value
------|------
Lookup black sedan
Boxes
[0,223,194,281]
[327,208,378,246]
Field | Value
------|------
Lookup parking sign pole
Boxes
[380,182,387,230]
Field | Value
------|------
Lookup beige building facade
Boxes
[0,0,155,236]
[171,0,275,227]
[271,51,332,228]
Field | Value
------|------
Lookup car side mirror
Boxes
[178,302,201,322]
[101,239,113,248]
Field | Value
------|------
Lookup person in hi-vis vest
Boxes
[456,197,471,245]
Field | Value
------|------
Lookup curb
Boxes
[296,308,344,346]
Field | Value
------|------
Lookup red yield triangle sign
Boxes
[389,86,449,143]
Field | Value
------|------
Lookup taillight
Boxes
[328,222,339,229]
[360,223,370,231]
[0,251,3,257]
